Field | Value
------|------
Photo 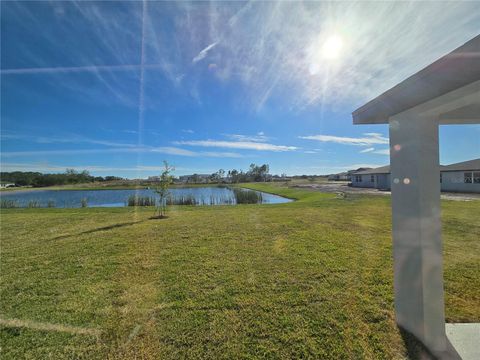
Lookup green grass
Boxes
[0,184,478,359]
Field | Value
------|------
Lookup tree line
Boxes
[187,163,271,183]
[0,169,123,187]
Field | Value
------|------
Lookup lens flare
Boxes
[322,35,344,59]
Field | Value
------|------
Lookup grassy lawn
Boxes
[1,184,479,359]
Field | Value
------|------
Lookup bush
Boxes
[80,198,88,208]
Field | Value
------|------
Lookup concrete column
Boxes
[389,114,455,356]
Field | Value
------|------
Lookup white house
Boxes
[440,159,480,193]
[351,159,479,193]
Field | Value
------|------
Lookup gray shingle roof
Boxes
[441,158,480,172]
[354,165,390,175]
[352,159,480,175]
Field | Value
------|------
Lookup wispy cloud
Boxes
[192,42,218,63]
[1,146,243,158]
[360,147,375,153]
[372,148,390,155]
[1,132,137,148]
[299,133,388,146]
[224,132,269,143]
[182,2,478,109]
[174,139,297,152]
[3,1,478,111]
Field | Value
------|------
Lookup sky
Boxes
[1,1,479,178]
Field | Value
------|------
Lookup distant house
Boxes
[178,174,211,184]
[328,172,350,181]
[328,168,372,181]
[351,166,391,190]
[351,159,480,193]
[440,159,480,193]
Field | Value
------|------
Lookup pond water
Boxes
[0,187,292,208]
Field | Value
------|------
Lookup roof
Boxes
[441,158,480,172]
[353,159,480,175]
[354,165,390,175]
[353,35,480,124]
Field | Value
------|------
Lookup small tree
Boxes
[154,161,174,218]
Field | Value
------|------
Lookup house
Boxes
[177,174,211,184]
[328,168,371,181]
[351,165,391,190]
[147,176,160,182]
[327,172,350,181]
[351,159,479,193]
[440,159,480,192]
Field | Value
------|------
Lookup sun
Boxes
[321,35,344,60]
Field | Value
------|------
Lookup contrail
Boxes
[0,63,170,75]
[192,42,218,63]
[0,64,141,75]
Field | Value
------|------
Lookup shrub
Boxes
[80,198,88,208]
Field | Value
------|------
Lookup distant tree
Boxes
[246,163,270,182]
[105,176,122,182]
[209,173,217,183]
[259,164,269,182]
[154,161,174,218]
[230,169,239,183]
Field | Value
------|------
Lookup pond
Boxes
[0,187,292,208]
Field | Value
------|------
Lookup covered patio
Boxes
[352,35,480,359]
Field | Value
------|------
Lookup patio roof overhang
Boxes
[352,35,480,125]
[351,34,480,359]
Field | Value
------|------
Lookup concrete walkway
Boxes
[446,323,480,360]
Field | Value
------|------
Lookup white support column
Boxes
[388,113,457,357]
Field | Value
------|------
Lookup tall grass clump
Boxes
[167,194,196,206]
[47,200,56,208]
[0,199,18,208]
[80,198,88,208]
[233,188,263,204]
[27,200,41,208]
[127,195,156,207]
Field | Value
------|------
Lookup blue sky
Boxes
[1,1,479,178]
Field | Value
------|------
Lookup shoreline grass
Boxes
[0,184,478,359]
